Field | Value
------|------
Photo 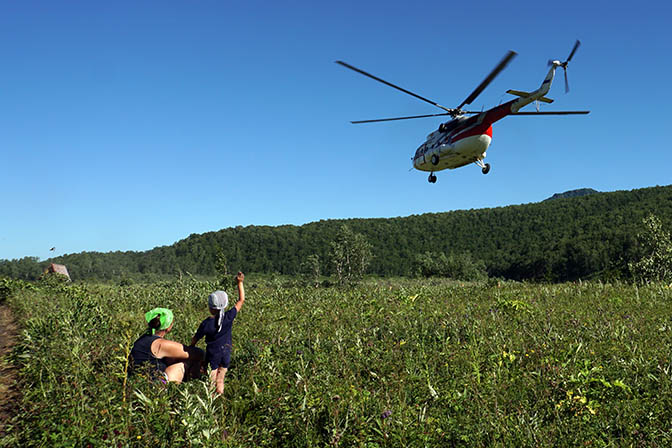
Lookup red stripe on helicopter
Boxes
[451,124,493,143]
[450,101,515,143]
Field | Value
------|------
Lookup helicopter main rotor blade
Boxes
[456,50,517,110]
[335,60,455,113]
[352,109,588,123]
[351,111,480,124]
[510,111,590,115]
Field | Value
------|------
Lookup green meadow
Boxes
[2,277,672,447]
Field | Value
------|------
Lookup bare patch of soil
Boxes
[0,304,19,437]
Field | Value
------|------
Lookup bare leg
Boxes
[164,362,186,383]
[165,346,204,382]
[209,367,228,394]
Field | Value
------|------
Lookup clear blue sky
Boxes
[2,0,671,261]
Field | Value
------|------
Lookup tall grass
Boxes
[2,277,672,446]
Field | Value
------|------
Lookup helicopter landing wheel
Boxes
[428,173,437,183]
[431,154,439,165]
[481,163,491,175]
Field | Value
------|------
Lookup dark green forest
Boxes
[2,185,671,282]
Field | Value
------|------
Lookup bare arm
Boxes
[152,338,202,361]
[234,271,245,312]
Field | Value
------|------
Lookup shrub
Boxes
[413,251,488,281]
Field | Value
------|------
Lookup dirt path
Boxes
[0,304,19,438]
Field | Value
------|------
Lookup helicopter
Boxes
[337,41,590,183]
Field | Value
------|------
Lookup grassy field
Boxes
[1,276,672,447]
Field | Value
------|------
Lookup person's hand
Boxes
[236,271,244,283]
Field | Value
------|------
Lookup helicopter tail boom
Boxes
[509,64,557,113]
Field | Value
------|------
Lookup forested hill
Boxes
[544,188,600,201]
[3,185,672,282]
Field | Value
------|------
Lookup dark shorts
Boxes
[206,348,231,370]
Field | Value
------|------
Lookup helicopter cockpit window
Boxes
[439,120,460,133]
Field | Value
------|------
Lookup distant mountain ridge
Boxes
[3,185,672,282]
[544,188,600,201]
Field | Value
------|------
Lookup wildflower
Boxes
[381,410,392,419]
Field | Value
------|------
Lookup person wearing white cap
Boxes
[190,271,246,394]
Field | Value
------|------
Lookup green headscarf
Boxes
[145,308,174,334]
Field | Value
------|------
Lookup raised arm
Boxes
[234,271,245,312]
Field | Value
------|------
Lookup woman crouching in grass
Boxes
[190,272,245,394]
[129,307,204,383]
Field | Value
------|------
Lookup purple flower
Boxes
[381,410,392,419]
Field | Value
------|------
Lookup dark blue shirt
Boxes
[129,334,167,373]
[193,307,238,358]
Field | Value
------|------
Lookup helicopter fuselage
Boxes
[413,115,494,172]
[413,63,558,173]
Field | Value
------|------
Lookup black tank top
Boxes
[129,334,168,373]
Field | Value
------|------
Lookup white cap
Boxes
[208,290,228,310]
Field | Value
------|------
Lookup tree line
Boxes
[2,185,671,283]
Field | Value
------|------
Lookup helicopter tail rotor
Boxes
[565,40,581,64]
[561,40,581,93]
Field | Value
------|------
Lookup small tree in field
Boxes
[300,254,321,287]
[215,249,230,288]
[330,225,373,286]
[629,214,672,283]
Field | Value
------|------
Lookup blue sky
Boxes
[2,0,671,261]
